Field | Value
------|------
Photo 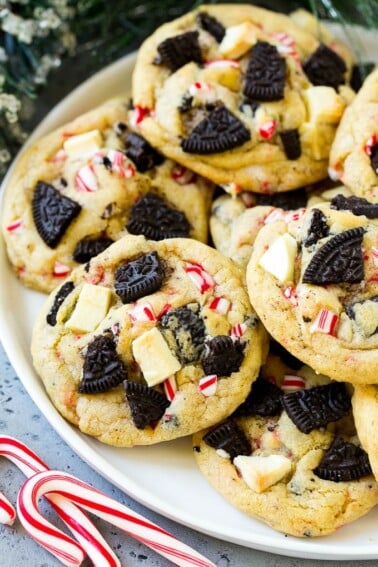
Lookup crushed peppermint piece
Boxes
[372,247,378,267]
[49,149,67,163]
[198,374,218,396]
[310,308,339,335]
[53,261,71,277]
[328,166,341,181]
[75,165,98,192]
[6,219,23,233]
[230,322,247,338]
[129,302,156,323]
[208,296,231,315]
[107,150,135,178]
[281,375,306,393]
[264,208,285,224]
[185,263,215,293]
[364,135,378,156]
[130,106,151,128]
[283,286,298,305]
[163,375,177,402]
[171,165,196,184]
[259,120,277,140]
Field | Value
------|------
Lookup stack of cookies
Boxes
[2,3,378,539]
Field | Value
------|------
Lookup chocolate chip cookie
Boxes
[1,97,213,293]
[132,4,355,193]
[31,235,266,446]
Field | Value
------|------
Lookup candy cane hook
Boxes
[18,470,216,567]
[0,436,120,567]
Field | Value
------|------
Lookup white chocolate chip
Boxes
[63,129,103,158]
[303,86,346,124]
[65,284,112,333]
[259,233,297,283]
[219,22,258,59]
[132,327,181,387]
[234,454,292,493]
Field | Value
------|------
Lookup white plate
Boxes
[1,28,378,560]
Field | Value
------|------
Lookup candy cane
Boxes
[0,436,120,567]
[18,470,216,567]
[0,491,16,525]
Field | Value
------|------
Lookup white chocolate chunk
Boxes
[259,233,297,283]
[234,454,292,493]
[219,22,258,59]
[132,327,181,387]
[303,86,345,124]
[63,129,103,158]
[65,284,112,333]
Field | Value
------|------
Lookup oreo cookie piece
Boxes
[160,303,206,364]
[302,227,364,284]
[115,251,163,304]
[350,62,375,92]
[46,281,74,326]
[280,129,301,160]
[125,132,164,172]
[370,145,378,175]
[127,193,191,240]
[124,381,170,429]
[233,375,282,418]
[314,437,372,482]
[155,31,203,72]
[330,193,378,218]
[243,41,286,102]
[256,187,307,211]
[181,105,250,155]
[196,12,225,43]
[32,181,81,248]
[203,420,251,460]
[79,335,128,394]
[202,335,245,376]
[282,382,351,434]
[72,237,113,263]
[303,208,329,248]
[303,43,346,89]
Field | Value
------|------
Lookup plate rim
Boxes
[1,49,378,561]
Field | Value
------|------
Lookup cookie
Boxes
[31,235,267,446]
[246,203,378,384]
[1,97,213,293]
[352,384,378,481]
[210,184,351,267]
[330,67,378,201]
[193,356,378,537]
[132,4,355,193]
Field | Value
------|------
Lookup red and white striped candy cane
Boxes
[0,490,16,525]
[0,436,120,567]
[18,470,216,567]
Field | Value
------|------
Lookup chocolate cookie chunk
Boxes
[196,12,225,42]
[115,251,164,304]
[125,132,164,172]
[46,281,75,326]
[181,105,250,155]
[202,335,245,376]
[32,181,81,248]
[124,381,170,429]
[160,303,206,364]
[282,382,351,434]
[127,193,191,240]
[72,237,113,263]
[314,437,372,482]
[303,208,329,248]
[203,420,251,460]
[233,375,282,417]
[79,335,128,394]
[243,41,286,102]
[302,227,364,285]
[330,194,378,219]
[303,43,346,89]
[280,129,301,160]
[155,31,203,71]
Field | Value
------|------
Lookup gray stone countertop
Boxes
[0,341,376,567]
